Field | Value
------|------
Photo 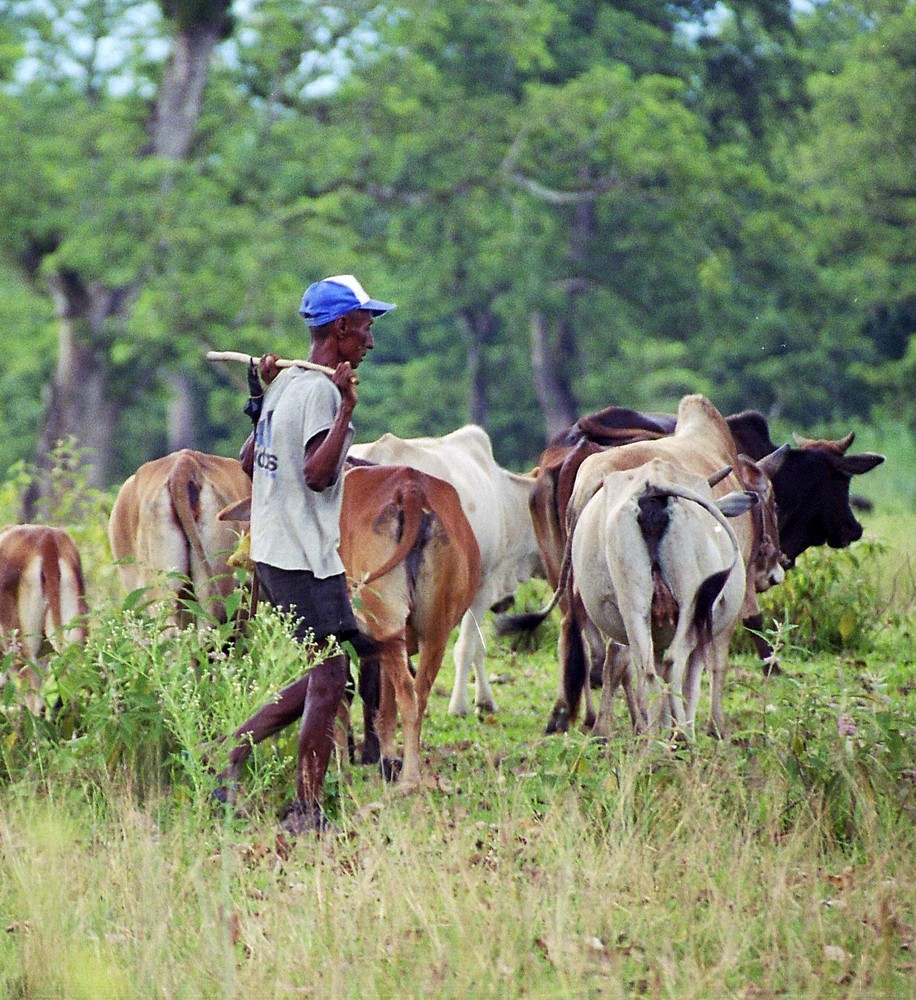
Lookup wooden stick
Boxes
[206,350,336,377]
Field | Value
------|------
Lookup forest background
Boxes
[0,0,913,511]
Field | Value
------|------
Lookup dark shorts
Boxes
[255,563,359,645]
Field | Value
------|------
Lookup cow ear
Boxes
[707,465,733,488]
[838,452,885,476]
[217,497,252,522]
[754,443,790,479]
[716,490,759,518]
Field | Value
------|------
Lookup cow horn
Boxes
[755,443,790,478]
[707,465,732,488]
[834,431,855,453]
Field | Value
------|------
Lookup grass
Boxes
[0,450,914,997]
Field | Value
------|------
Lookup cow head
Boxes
[769,433,884,566]
[736,448,788,592]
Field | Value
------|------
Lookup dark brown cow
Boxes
[108,450,252,628]
[0,524,88,712]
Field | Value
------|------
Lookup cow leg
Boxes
[383,642,421,792]
[545,610,588,734]
[683,648,706,741]
[591,641,627,740]
[374,638,407,781]
[625,624,656,736]
[742,612,782,676]
[449,603,493,716]
[358,651,382,765]
[404,633,451,789]
[706,640,730,740]
[663,626,694,739]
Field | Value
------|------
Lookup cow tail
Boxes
[39,530,64,633]
[362,478,426,587]
[693,569,730,647]
[560,613,589,726]
[637,489,678,629]
[168,451,217,581]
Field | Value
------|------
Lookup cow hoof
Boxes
[380,756,403,783]
[475,700,497,717]
[211,775,240,808]
[545,705,570,735]
[761,659,784,678]
[360,739,381,766]
[448,700,470,717]
[279,800,338,837]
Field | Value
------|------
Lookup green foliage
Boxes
[0,597,330,809]
[754,536,893,655]
[0,0,913,474]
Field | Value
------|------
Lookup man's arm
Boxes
[239,432,255,478]
[303,362,358,492]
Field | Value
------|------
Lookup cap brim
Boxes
[363,299,396,316]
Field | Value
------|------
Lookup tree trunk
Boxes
[24,5,231,514]
[150,14,227,161]
[20,275,125,520]
[529,310,578,441]
[458,308,494,428]
[166,371,198,452]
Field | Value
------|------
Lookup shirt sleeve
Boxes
[298,375,342,448]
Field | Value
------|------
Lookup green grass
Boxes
[1,443,914,998]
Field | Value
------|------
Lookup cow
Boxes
[526,403,884,682]
[216,463,481,793]
[571,458,758,739]
[108,449,252,629]
[501,395,787,737]
[0,524,88,713]
[348,425,541,717]
[338,464,481,790]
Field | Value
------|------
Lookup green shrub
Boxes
[0,589,335,811]
[743,536,893,655]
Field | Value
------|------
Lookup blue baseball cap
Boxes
[298,274,396,327]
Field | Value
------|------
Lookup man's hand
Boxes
[259,353,281,386]
[332,361,358,411]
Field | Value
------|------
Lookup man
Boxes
[219,274,395,834]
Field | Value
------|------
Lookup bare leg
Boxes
[295,651,350,805]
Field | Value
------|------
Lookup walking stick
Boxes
[205,350,336,376]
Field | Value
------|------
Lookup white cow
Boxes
[349,425,542,716]
[572,458,756,738]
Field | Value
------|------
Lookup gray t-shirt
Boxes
[249,367,353,577]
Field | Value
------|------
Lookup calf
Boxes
[108,450,252,628]
[0,524,87,712]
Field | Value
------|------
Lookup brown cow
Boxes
[0,524,88,712]
[108,449,252,628]
[339,465,481,790]
[217,463,481,793]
